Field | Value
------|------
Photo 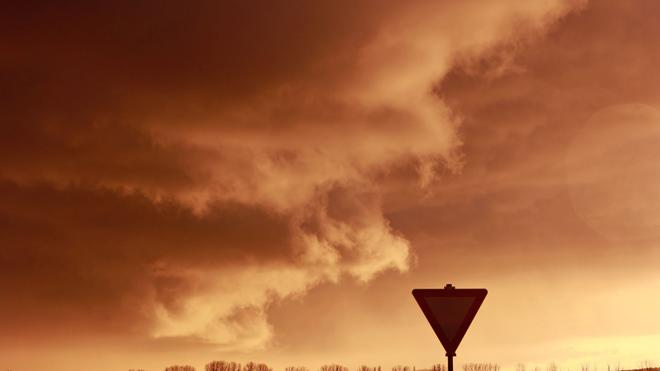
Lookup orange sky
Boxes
[2,1,660,370]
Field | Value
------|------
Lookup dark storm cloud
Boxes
[0,0,580,350]
[0,0,387,189]
[0,0,386,111]
[0,181,290,334]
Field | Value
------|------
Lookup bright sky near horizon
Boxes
[2,1,660,370]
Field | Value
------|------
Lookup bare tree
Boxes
[205,361,242,371]
[320,364,349,371]
[392,366,411,371]
[243,362,271,371]
[361,366,384,371]
[432,364,447,371]
[165,366,196,371]
[462,363,499,371]
[287,367,310,371]
[207,361,228,371]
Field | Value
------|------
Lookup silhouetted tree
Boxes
[205,361,242,371]
[392,366,411,371]
[462,364,499,371]
[320,364,349,371]
[432,364,447,371]
[358,366,384,371]
[243,362,271,371]
[207,361,227,371]
[165,365,196,371]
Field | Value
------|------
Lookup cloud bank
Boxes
[0,0,581,349]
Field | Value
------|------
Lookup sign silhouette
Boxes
[412,284,487,371]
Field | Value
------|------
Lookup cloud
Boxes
[0,0,582,350]
[387,0,660,288]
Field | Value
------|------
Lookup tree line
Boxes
[130,362,426,371]
[127,361,497,371]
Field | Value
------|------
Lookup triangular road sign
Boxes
[412,284,487,355]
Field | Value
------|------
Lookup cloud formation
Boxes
[0,0,581,349]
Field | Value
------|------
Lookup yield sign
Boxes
[412,284,487,356]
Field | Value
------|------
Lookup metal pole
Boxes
[447,352,455,371]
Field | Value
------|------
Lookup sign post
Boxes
[412,284,487,371]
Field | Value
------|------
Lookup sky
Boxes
[2,1,660,370]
